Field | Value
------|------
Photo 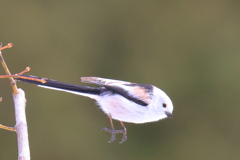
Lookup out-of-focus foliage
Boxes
[0,0,240,160]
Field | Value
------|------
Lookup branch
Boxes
[13,88,30,160]
[0,42,18,94]
[0,124,15,131]
[0,43,30,160]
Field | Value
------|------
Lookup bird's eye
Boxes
[162,103,167,108]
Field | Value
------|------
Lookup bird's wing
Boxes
[81,77,153,106]
[81,77,131,85]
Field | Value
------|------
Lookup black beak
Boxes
[165,112,173,118]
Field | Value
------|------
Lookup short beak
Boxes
[165,112,173,118]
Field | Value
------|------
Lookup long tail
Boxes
[16,75,103,99]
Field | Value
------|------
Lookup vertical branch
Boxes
[0,43,30,160]
[13,88,30,160]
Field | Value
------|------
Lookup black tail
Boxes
[16,75,103,96]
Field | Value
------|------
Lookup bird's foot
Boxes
[101,127,127,143]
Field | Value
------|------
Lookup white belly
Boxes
[96,94,165,124]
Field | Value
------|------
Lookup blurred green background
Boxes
[0,0,240,160]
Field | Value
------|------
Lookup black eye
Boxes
[162,103,167,108]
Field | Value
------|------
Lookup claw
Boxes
[101,127,127,143]
[101,127,116,143]
[103,116,128,143]
[119,127,127,144]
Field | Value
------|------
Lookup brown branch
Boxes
[0,43,18,94]
[0,43,13,51]
[0,66,47,84]
[0,124,15,131]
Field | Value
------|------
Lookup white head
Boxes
[152,86,173,119]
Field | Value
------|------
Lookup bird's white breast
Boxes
[96,94,167,124]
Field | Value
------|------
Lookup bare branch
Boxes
[0,124,15,131]
[0,43,31,159]
[0,43,13,51]
[13,88,30,160]
[0,43,18,94]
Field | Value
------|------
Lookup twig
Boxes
[0,43,18,94]
[0,124,15,131]
[0,66,47,84]
[18,67,31,75]
[0,43,13,51]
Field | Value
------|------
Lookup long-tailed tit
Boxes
[16,75,173,143]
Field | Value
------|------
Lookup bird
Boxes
[16,75,173,143]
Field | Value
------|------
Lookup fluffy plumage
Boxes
[16,75,173,143]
